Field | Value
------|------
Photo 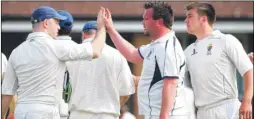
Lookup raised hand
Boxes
[104,8,114,31]
[96,7,106,30]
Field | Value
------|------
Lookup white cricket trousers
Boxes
[197,98,241,119]
[14,103,60,119]
[69,110,119,119]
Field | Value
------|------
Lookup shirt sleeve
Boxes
[138,44,150,59]
[225,34,253,76]
[156,40,184,79]
[2,53,18,95]
[50,40,93,61]
[118,55,135,96]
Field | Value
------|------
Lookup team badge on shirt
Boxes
[207,43,213,55]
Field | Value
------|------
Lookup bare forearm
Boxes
[2,95,13,118]
[120,95,130,106]
[133,75,140,88]
[160,80,177,119]
[107,28,141,63]
[91,27,106,59]
[242,69,253,102]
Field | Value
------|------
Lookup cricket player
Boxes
[66,21,135,119]
[103,1,191,119]
[1,6,107,119]
[184,2,253,119]
[55,10,75,119]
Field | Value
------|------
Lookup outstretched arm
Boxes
[90,7,107,59]
[104,8,143,64]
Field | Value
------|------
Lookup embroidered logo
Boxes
[207,43,213,55]
[191,48,198,56]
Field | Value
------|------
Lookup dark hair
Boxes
[185,2,216,25]
[58,27,72,36]
[144,1,174,29]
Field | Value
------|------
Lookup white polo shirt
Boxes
[2,32,93,107]
[66,40,135,116]
[184,30,253,108]
[137,31,188,116]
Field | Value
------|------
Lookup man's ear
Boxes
[157,18,164,27]
[42,19,48,28]
[201,16,208,23]
[82,32,86,39]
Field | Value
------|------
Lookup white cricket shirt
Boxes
[2,32,93,107]
[66,40,135,116]
[137,31,188,116]
[184,30,253,108]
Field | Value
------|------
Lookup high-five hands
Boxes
[96,7,107,30]
[103,8,114,31]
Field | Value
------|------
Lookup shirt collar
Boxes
[82,38,93,43]
[26,32,52,40]
[211,30,224,37]
[150,30,175,45]
[199,30,224,41]
[56,36,72,40]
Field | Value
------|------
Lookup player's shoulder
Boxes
[211,30,237,42]
[214,31,240,46]
[104,45,127,61]
[11,40,28,55]
[105,45,121,55]
[223,33,239,42]
[152,39,173,53]
[1,53,7,60]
